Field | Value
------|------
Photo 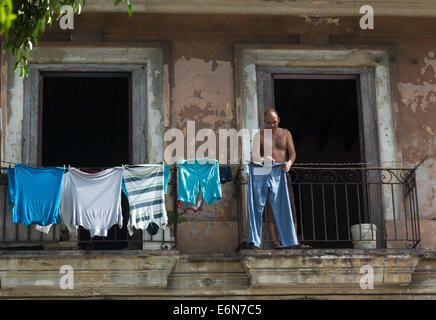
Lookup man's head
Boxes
[264,108,280,133]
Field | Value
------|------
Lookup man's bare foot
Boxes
[271,241,282,249]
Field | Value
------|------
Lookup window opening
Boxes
[41,72,140,249]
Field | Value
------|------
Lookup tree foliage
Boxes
[0,0,132,77]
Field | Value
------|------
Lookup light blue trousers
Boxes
[246,162,298,248]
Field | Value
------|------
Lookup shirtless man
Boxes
[252,108,305,249]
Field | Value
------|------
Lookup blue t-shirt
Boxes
[12,164,65,226]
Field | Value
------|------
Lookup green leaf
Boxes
[13,60,20,72]
[127,0,132,17]
[1,0,135,78]
[0,6,6,25]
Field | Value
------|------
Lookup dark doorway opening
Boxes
[41,73,130,167]
[273,76,366,248]
[41,73,137,250]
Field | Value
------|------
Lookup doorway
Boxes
[41,73,137,249]
[41,73,130,167]
[273,75,366,248]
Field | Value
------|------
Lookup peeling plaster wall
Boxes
[167,40,239,253]
[395,42,436,249]
[172,57,234,130]
[1,13,436,252]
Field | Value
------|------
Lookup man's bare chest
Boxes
[272,134,287,150]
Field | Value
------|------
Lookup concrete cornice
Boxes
[1,250,436,298]
[81,0,436,17]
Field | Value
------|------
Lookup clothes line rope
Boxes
[0,156,430,171]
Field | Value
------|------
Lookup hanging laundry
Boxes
[60,167,123,238]
[122,164,168,236]
[178,189,205,213]
[11,164,65,227]
[35,224,52,234]
[177,159,222,207]
[219,165,233,184]
[7,167,15,210]
[245,162,298,248]
[80,168,105,174]
[121,165,171,197]
[146,222,160,236]
[8,167,54,234]
[164,165,171,195]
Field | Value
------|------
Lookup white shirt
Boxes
[60,168,123,237]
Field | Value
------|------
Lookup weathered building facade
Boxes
[0,0,435,299]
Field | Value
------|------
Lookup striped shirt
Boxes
[122,165,168,236]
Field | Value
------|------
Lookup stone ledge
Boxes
[0,249,435,298]
[239,248,428,256]
[0,249,179,257]
[168,254,250,289]
[0,252,179,294]
[240,249,422,288]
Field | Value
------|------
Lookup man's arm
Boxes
[282,129,296,172]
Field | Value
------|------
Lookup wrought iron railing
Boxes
[236,164,422,249]
[0,167,178,250]
[0,163,423,250]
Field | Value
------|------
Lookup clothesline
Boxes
[5,161,230,239]
[7,163,173,238]
[1,155,429,172]
[0,158,427,166]
[0,161,418,168]
[0,162,228,170]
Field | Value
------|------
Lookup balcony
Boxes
[237,164,422,251]
[0,164,431,299]
[0,164,422,250]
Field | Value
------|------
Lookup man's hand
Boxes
[282,160,293,172]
